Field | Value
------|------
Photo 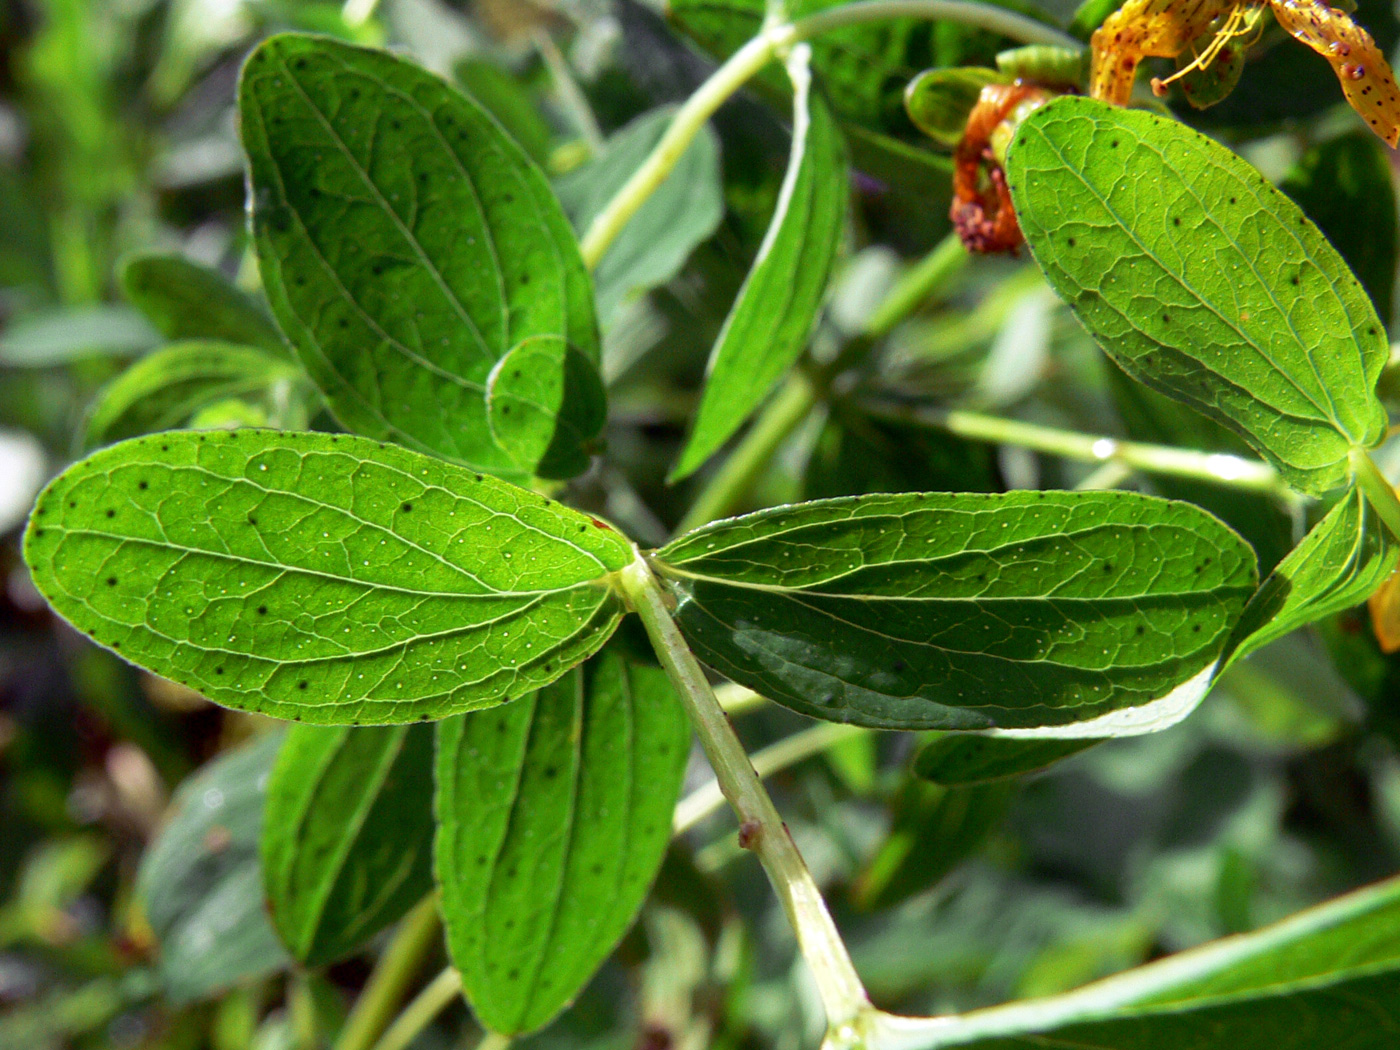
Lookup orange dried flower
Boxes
[951,83,1050,254]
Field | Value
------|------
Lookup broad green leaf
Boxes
[137,731,291,1003]
[435,649,689,1034]
[239,34,598,478]
[852,779,1014,911]
[1224,485,1398,665]
[1282,131,1398,328]
[262,723,435,966]
[120,253,286,353]
[654,490,1257,733]
[871,873,1400,1049]
[914,736,1098,784]
[84,341,304,447]
[555,106,723,326]
[0,305,160,367]
[23,429,633,724]
[671,47,847,481]
[1005,96,1389,496]
[486,337,607,481]
[454,59,553,165]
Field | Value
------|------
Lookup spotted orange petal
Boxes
[1090,0,1234,103]
[1270,0,1400,147]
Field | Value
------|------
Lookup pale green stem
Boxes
[476,1034,512,1050]
[1351,448,1400,540]
[533,29,606,155]
[867,402,1290,497]
[333,896,442,1050]
[1075,460,1134,491]
[715,682,769,716]
[370,968,463,1050]
[341,0,381,28]
[290,971,318,1050]
[618,555,871,1034]
[676,371,820,534]
[580,1,1078,268]
[674,722,868,834]
[863,234,969,340]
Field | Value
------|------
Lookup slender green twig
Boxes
[290,971,319,1050]
[674,723,868,834]
[865,401,1290,497]
[341,0,381,27]
[1352,448,1400,540]
[333,896,442,1050]
[619,555,871,1035]
[676,372,820,534]
[533,29,606,154]
[580,1,1079,268]
[370,968,463,1050]
[862,234,969,341]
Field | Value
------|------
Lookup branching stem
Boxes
[1352,448,1400,540]
[866,402,1291,498]
[333,896,442,1050]
[618,555,871,1034]
[371,968,463,1050]
[580,1,1079,269]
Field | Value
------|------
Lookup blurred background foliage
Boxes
[4,1,1400,1048]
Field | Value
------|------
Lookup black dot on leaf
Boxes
[106,577,117,587]
[1173,217,1181,226]
[1193,624,1202,633]
[257,606,268,615]
[215,667,224,675]
[106,509,115,518]
[401,502,413,512]
[298,681,308,690]
[1135,625,1146,635]
[1103,563,1113,572]
[138,481,148,491]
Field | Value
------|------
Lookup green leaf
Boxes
[654,490,1257,733]
[486,336,607,480]
[670,48,847,481]
[23,429,633,724]
[555,106,723,326]
[137,731,291,1003]
[914,736,1098,784]
[853,779,1014,911]
[84,341,303,447]
[1282,131,1398,328]
[876,874,1400,1049]
[120,253,287,354]
[1224,485,1398,666]
[239,34,598,478]
[1005,96,1389,496]
[0,305,160,367]
[905,67,1008,149]
[435,649,690,1034]
[454,59,553,165]
[261,723,435,966]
